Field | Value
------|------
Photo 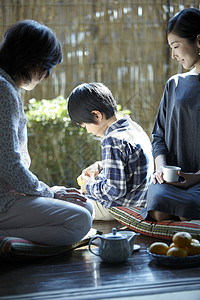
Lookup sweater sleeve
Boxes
[0,81,54,198]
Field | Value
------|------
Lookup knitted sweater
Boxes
[0,68,53,212]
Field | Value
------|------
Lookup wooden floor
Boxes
[0,220,200,300]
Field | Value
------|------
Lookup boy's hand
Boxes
[82,162,101,178]
[77,162,100,193]
[77,162,100,191]
[80,175,92,194]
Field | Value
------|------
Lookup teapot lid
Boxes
[103,228,126,240]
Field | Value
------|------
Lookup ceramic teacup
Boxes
[163,165,181,182]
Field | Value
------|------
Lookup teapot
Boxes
[88,228,139,263]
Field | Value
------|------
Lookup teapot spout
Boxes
[128,232,140,249]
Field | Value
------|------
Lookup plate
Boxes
[147,249,200,267]
[133,244,141,251]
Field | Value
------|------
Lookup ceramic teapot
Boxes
[88,228,139,263]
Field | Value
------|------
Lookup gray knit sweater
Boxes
[0,68,54,212]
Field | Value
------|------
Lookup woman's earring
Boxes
[199,49,200,56]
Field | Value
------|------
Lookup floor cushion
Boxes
[108,206,200,241]
[0,228,99,261]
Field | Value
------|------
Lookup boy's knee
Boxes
[85,200,95,219]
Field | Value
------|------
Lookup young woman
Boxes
[141,8,200,222]
[0,20,93,246]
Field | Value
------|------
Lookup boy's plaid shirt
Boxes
[86,118,153,208]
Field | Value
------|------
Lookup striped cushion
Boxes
[0,228,98,261]
[108,206,200,241]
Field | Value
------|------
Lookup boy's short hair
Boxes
[0,20,62,83]
[68,82,117,126]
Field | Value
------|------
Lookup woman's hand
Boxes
[51,186,87,207]
[170,171,200,189]
[153,166,165,184]
[153,154,167,184]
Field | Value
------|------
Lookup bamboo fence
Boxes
[1,0,199,135]
[0,0,199,185]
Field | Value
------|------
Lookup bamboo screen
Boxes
[0,0,199,136]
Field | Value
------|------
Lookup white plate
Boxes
[133,244,141,251]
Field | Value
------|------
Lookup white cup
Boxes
[163,166,181,182]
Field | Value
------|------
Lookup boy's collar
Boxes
[104,117,129,137]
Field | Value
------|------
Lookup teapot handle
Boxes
[88,235,102,256]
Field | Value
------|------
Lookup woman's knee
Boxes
[147,183,168,202]
[80,208,93,229]
[149,210,172,222]
[60,208,92,245]
[70,207,92,234]
[180,198,199,220]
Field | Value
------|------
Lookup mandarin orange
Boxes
[169,242,175,248]
[172,232,192,248]
[166,246,187,257]
[187,243,200,256]
[149,242,169,255]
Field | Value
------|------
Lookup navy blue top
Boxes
[152,68,200,173]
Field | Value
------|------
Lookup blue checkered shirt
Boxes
[86,117,153,208]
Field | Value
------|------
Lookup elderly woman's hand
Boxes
[51,186,87,207]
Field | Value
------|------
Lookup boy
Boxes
[68,82,153,220]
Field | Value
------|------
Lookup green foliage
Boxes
[25,96,130,187]
[26,95,71,127]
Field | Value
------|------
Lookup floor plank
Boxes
[0,221,200,299]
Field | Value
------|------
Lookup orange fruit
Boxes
[172,232,192,248]
[77,175,84,186]
[166,246,187,257]
[169,242,175,248]
[169,242,189,253]
[149,242,169,255]
[191,238,199,244]
[187,243,200,256]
